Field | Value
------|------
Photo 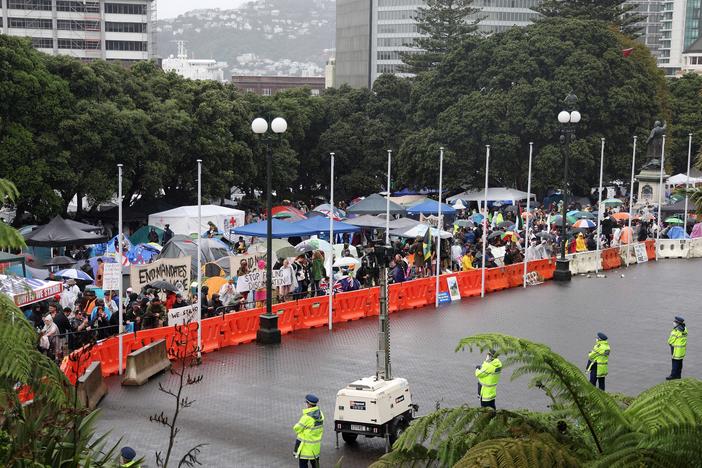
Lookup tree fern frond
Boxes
[454,434,581,468]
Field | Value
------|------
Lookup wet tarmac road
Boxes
[96,259,700,467]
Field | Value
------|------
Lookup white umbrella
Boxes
[332,257,361,269]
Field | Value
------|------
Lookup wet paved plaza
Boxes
[96,259,700,467]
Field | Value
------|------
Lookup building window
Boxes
[57,20,101,31]
[8,17,53,29]
[262,88,272,96]
[105,40,148,51]
[7,0,52,10]
[105,3,147,15]
[105,22,147,33]
[58,38,101,49]
[31,37,54,48]
[56,1,100,12]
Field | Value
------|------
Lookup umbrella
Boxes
[665,217,684,225]
[54,268,93,281]
[147,280,178,292]
[295,238,332,253]
[454,219,474,228]
[602,198,624,206]
[44,256,76,267]
[332,257,361,269]
[611,212,631,221]
[497,221,515,229]
[572,219,596,229]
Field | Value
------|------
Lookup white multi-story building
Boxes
[162,41,226,81]
[0,0,156,63]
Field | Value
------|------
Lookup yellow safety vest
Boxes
[475,357,502,401]
[293,406,324,460]
[587,339,610,377]
[668,326,688,360]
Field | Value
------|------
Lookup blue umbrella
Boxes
[54,268,93,281]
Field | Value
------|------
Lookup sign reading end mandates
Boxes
[130,256,191,292]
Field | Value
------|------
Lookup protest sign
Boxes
[235,268,292,292]
[102,262,121,291]
[167,304,198,326]
[130,257,191,292]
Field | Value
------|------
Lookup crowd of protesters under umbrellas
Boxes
[25,190,692,366]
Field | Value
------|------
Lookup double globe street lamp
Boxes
[252,116,287,344]
[553,93,581,282]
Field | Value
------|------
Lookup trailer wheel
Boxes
[342,432,358,443]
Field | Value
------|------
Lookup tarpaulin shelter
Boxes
[406,199,456,216]
[0,275,62,307]
[148,205,245,237]
[292,216,360,235]
[24,216,107,247]
[347,194,406,215]
[232,219,319,238]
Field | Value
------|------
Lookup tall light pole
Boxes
[328,152,335,331]
[523,143,533,288]
[435,147,444,308]
[553,92,581,282]
[252,116,287,345]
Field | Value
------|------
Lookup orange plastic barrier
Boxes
[333,289,370,322]
[601,248,622,270]
[456,269,482,297]
[645,239,656,260]
[295,296,329,329]
[485,267,509,292]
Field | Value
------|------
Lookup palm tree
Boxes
[372,334,702,467]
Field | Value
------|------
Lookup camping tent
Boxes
[148,205,245,238]
[0,275,62,307]
[158,238,230,276]
[24,216,107,247]
[232,219,319,238]
[347,194,406,215]
[406,199,456,216]
[446,187,535,205]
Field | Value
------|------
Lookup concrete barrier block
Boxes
[77,361,107,409]
[122,339,171,386]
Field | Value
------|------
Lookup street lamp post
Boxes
[553,92,581,282]
[252,116,287,345]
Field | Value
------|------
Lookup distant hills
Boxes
[156,0,335,78]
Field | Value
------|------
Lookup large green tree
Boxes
[402,0,480,73]
[533,0,644,37]
[373,334,702,467]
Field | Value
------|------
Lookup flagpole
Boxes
[523,143,533,288]
[385,150,392,245]
[683,134,692,235]
[627,136,637,266]
[197,159,202,358]
[595,138,605,273]
[117,164,124,375]
[481,145,490,298]
[435,147,444,308]
[328,152,334,331]
[655,135,666,260]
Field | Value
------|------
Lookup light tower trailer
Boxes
[333,245,418,452]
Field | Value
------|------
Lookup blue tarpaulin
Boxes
[407,199,456,216]
[232,219,320,238]
[292,216,360,235]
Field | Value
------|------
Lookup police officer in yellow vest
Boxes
[293,393,325,468]
[666,316,688,380]
[586,332,610,390]
[475,349,502,409]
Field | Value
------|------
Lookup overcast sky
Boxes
[158,0,248,19]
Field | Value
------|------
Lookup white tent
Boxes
[148,205,245,238]
[447,187,536,205]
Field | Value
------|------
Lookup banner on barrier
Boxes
[634,244,648,263]
[130,257,191,292]
[168,304,198,326]
[446,276,461,301]
[236,269,292,292]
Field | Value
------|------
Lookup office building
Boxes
[0,0,156,63]
[335,0,541,87]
